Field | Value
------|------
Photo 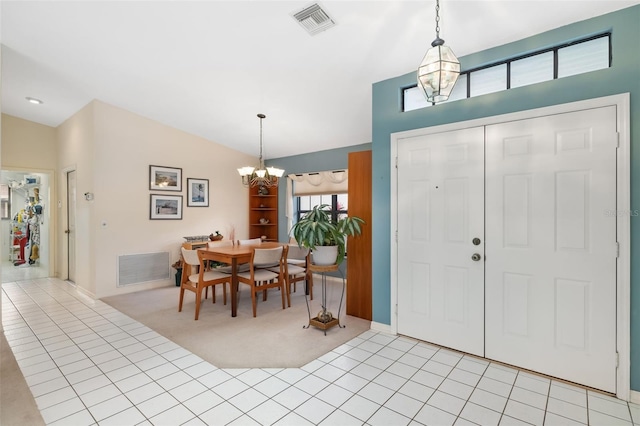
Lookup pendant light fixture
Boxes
[417,0,460,103]
[237,114,285,188]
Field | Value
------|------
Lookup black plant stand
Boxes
[304,263,346,335]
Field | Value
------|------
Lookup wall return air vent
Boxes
[292,3,336,36]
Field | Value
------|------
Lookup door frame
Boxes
[390,93,631,400]
[60,165,77,283]
[1,166,56,278]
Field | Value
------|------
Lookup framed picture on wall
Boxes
[187,178,209,207]
[149,165,182,191]
[150,194,183,220]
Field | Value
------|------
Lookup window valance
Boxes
[288,170,348,196]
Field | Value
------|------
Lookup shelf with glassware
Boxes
[249,184,278,242]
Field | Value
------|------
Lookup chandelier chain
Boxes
[435,0,441,37]
[258,115,264,165]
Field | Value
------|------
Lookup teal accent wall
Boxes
[266,143,371,277]
[372,6,640,391]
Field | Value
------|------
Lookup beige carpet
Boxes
[101,279,371,369]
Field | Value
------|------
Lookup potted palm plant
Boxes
[290,204,365,265]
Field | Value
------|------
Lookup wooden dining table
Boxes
[198,241,284,317]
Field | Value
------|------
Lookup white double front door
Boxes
[397,106,618,392]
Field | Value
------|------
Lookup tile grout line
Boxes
[3,282,100,424]
[5,280,194,425]
[4,278,638,426]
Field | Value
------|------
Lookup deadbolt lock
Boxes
[472,238,481,246]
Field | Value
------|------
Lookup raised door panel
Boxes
[397,127,485,357]
[485,106,618,392]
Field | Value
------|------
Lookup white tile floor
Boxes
[2,259,48,283]
[2,277,639,426]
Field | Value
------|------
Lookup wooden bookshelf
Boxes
[248,185,279,241]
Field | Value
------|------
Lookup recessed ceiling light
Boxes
[26,97,43,105]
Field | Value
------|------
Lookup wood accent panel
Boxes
[347,150,372,320]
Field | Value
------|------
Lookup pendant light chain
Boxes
[434,0,441,39]
[258,114,264,168]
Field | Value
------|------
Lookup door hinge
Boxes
[616,241,620,258]
[616,352,619,368]
[395,157,398,169]
[395,230,398,242]
[616,132,620,148]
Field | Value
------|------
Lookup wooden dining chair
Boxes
[179,247,231,320]
[237,238,262,246]
[284,244,313,300]
[237,245,289,317]
[207,240,238,274]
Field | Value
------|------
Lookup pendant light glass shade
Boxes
[417,0,460,103]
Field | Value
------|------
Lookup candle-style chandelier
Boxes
[237,113,285,188]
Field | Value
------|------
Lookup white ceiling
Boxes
[2,1,638,159]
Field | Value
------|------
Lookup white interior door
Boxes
[485,107,618,392]
[397,127,485,357]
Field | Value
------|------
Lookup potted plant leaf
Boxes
[290,204,365,265]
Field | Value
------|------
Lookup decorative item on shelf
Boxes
[209,231,223,241]
[417,0,460,103]
[171,259,183,287]
[237,114,285,188]
[316,310,333,323]
[261,235,268,241]
[259,218,269,224]
[183,235,209,242]
[260,203,265,208]
[258,185,269,195]
[290,204,365,265]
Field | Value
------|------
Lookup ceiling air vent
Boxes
[292,3,336,36]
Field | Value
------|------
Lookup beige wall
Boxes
[1,114,57,171]
[56,102,96,294]
[56,100,255,298]
[1,114,57,277]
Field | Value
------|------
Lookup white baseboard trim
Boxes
[370,321,394,335]
[630,389,640,405]
[70,281,97,301]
